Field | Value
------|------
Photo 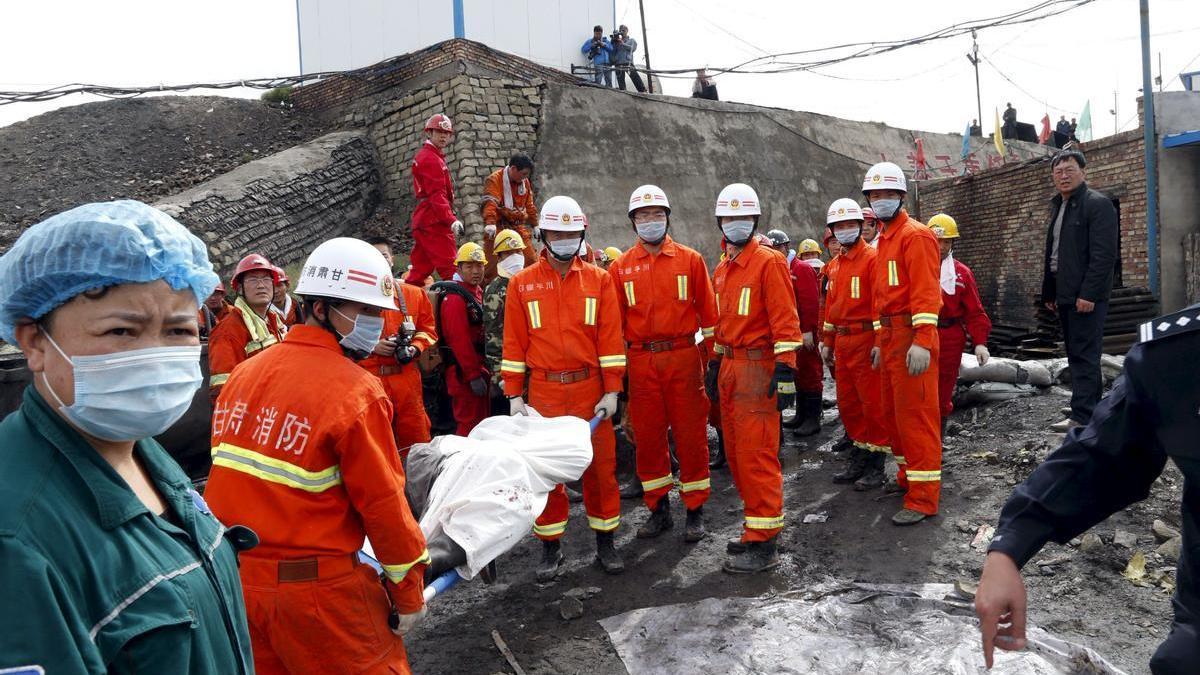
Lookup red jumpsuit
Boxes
[937,259,992,419]
[822,239,890,453]
[358,281,438,455]
[501,252,626,540]
[609,236,718,512]
[789,256,823,394]
[873,210,944,516]
[206,325,429,675]
[404,140,458,284]
[712,238,802,542]
[442,281,490,435]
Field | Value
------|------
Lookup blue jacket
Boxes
[581,36,613,65]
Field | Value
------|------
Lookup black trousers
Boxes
[615,64,646,92]
[1151,598,1200,674]
[1058,300,1108,423]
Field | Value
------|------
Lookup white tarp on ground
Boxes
[599,583,1124,675]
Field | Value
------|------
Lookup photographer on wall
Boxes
[580,25,613,87]
[610,24,646,93]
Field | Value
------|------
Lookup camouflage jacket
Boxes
[483,275,510,383]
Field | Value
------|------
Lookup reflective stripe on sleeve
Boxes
[500,359,527,374]
[873,320,882,331]
[701,326,715,338]
[413,332,435,345]
[211,443,343,493]
[380,549,432,583]
[823,322,835,332]
[774,341,802,354]
[912,313,939,326]
[210,373,230,387]
[777,381,796,394]
[745,515,785,530]
[599,354,626,368]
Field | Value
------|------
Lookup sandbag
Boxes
[958,355,1052,387]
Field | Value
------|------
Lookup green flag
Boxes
[1077,100,1093,142]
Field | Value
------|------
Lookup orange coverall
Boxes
[206,325,429,675]
[405,140,458,284]
[481,167,539,275]
[872,209,944,515]
[937,259,992,419]
[442,281,490,435]
[712,237,802,542]
[609,236,718,512]
[208,304,286,394]
[358,281,438,455]
[822,238,890,453]
[501,252,627,540]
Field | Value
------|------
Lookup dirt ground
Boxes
[406,384,1183,675]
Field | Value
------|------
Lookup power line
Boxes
[981,54,1078,116]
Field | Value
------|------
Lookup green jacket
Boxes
[0,386,254,674]
[483,275,511,383]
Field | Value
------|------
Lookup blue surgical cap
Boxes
[0,200,219,343]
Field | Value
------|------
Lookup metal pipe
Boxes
[1140,0,1160,297]
[639,0,653,93]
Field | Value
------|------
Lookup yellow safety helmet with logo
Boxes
[454,241,488,265]
[927,213,960,239]
[493,229,526,254]
[798,238,822,255]
[602,246,622,262]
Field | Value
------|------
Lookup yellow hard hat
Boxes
[928,213,960,239]
[493,229,526,254]
[603,246,622,262]
[798,238,822,255]
[454,242,488,265]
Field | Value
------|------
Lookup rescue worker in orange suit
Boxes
[200,279,230,339]
[929,214,992,433]
[363,236,438,456]
[205,237,430,674]
[501,195,627,580]
[609,185,718,544]
[708,183,803,574]
[481,153,538,277]
[270,267,306,327]
[443,242,491,435]
[766,229,821,436]
[864,161,944,526]
[404,113,464,285]
[208,253,287,400]
[821,199,893,490]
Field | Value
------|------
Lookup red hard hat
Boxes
[214,280,226,293]
[424,113,453,133]
[231,254,278,291]
[274,266,289,285]
[823,226,836,244]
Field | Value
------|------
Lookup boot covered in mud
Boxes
[793,392,822,437]
[618,478,644,500]
[722,538,780,574]
[636,494,674,539]
[832,443,869,483]
[684,506,706,543]
[536,539,563,582]
[594,530,625,574]
[853,451,886,491]
[831,433,855,454]
[709,430,727,469]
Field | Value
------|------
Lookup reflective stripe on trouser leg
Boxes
[533,484,569,541]
[937,326,967,420]
[649,347,711,510]
[881,326,942,515]
[719,357,784,542]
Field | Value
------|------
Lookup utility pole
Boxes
[639,0,653,94]
[966,30,982,134]
[1140,0,1160,297]
[1113,90,1119,135]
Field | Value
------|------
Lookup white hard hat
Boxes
[628,184,671,216]
[539,195,587,232]
[862,162,907,194]
[715,183,761,217]
[294,237,397,310]
[826,198,865,225]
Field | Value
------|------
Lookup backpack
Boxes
[427,281,484,372]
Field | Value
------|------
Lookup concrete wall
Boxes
[1152,92,1200,309]
[155,131,380,277]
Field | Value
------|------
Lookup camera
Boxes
[610,31,623,44]
[588,38,604,60]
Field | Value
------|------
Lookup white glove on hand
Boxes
[450,220,465,237]
[594,392,619,420]
[820,344,833,366]
[484,224,497,237]
[802,332,815,350]
[532,226,542,242]
[391,605,427,637]
[975,344,991,366]
[509,396,529,416]
[870,346,881,370]
[906,344,931,376]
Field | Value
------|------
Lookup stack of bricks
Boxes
[915,129,1149,328]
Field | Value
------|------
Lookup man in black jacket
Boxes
[1040,147,1118,432]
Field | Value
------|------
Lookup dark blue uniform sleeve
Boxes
[988,347,1169,567]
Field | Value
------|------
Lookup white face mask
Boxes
[870,198,902,221]
[635,220,668,244]
[721,220,755,246]
[497,254,525,278]
[548,237,583,260]
[332,307,384,357]
[833,227,861,246]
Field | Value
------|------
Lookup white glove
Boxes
[450,220,465,237]
[906,344,931,376]
[870,346,881,370]
[975,344,990,366]
[820,344,833,366]
[532,226,542,242]
[594,392,619,420]
[391,605,427,637]
[509,396,529,416]
[484,224,497,237]
[801,332,815,350]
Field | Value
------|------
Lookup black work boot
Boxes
[536,539,563,582]
[853,452,886,491]
[832,444,869,483]
[722,538,781,574]
[709,431,727,469]
[793,393,821,437]
[594,531,625,574]
[618,478,644,500]
[636,495,674,539]
[831,434,855,454]
[684,506,707,543]
[726,538,747,554]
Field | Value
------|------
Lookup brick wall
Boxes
[915,129,1148,328]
